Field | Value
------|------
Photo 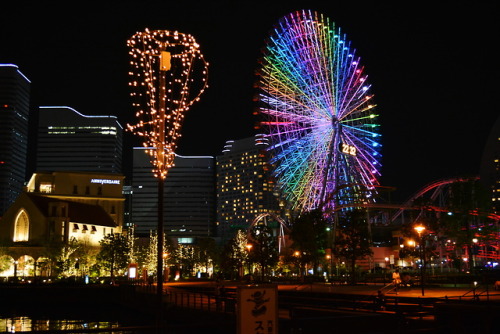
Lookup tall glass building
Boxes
[36,106,123,174]
[0,64,31,216]
[216,134,281,243]
[132,148,216,242]
[481,115,500,213]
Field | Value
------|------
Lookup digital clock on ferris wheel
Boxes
[340,143,357,156]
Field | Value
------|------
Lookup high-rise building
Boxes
[216,134,281,242]
[0,64,31,216]
[132,148,216,242]
[480,115,500,213]
[36,106,123,174]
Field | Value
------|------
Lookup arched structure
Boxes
[247,213,291,254]
[13,209,30,242]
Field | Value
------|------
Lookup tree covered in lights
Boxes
[127,28,209,178]
[127,28,208,290]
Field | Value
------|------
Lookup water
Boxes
[0,316,123,333]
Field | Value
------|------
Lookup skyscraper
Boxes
[36,106,123,174]
[480,115,500,213]
[216,134,281,242]
[0,64,30,216]
[132,148,216,242]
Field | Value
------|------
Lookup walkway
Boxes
[278,282,500,301]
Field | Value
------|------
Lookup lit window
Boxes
[13,210,29,242]
[39,183,52,193]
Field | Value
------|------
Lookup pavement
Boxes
[164,280,500,301]
[276,282,500,300]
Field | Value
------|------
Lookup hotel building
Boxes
[216,134,281,243]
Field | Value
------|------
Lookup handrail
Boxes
[461,284,490,301]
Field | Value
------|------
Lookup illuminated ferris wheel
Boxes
[258,10,382,213]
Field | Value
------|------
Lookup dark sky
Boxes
[1,2,498,202]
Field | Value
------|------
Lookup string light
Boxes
[126,29,209,179]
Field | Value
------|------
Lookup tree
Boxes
[174,244,196,278]
[56,238,81,278]
[289,209,328,276]
[220,230,249,279]
[248,224,279,281]
[97,233,131,279]
[196,237,219,276]
[334,209,373,284]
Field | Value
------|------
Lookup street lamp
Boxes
[13,261,18,282]
[472,238,478,268]
[414,225,426,296]
[162,252,169,282]
[293,251,301,277]
[246,244,253,275]
[326,254,332,281]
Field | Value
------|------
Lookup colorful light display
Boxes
[127,29,209,179]
[258,10,382,213]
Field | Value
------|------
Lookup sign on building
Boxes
[237,284,278,334]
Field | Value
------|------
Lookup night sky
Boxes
[1,2,498,202]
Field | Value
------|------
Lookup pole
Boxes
[420,234,425,296]
[157,177,164,296]
[156,55,167,329]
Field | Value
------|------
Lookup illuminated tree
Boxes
[97,233,131,279]
[127,29,209,292]
[248,224,279,281]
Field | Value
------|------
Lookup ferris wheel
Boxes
[258,10,382,213]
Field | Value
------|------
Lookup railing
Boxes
[165,289,237,314]
[453,284,491,301]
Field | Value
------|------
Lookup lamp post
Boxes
[246,244,253,276]
[13,260,18,282]
[472,238,478,269]
[294,251,301,277]
[414,225,426,296]
[162,252,168,282]
[326,254,332,281]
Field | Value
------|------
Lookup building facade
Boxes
[216,134,281,243]
[0,64,31,216]
[0,171,125,278]
[0,171,124,246]
[36,106,123,174]
[132,148,216,243]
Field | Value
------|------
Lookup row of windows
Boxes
[72,223,98,234]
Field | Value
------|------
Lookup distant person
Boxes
[392,269,401,294]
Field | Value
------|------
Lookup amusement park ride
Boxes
[251,10,499,263]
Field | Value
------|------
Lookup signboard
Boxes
[237,284,278,334]
[90,178,120,185]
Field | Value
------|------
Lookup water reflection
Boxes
[0,316,126,333]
